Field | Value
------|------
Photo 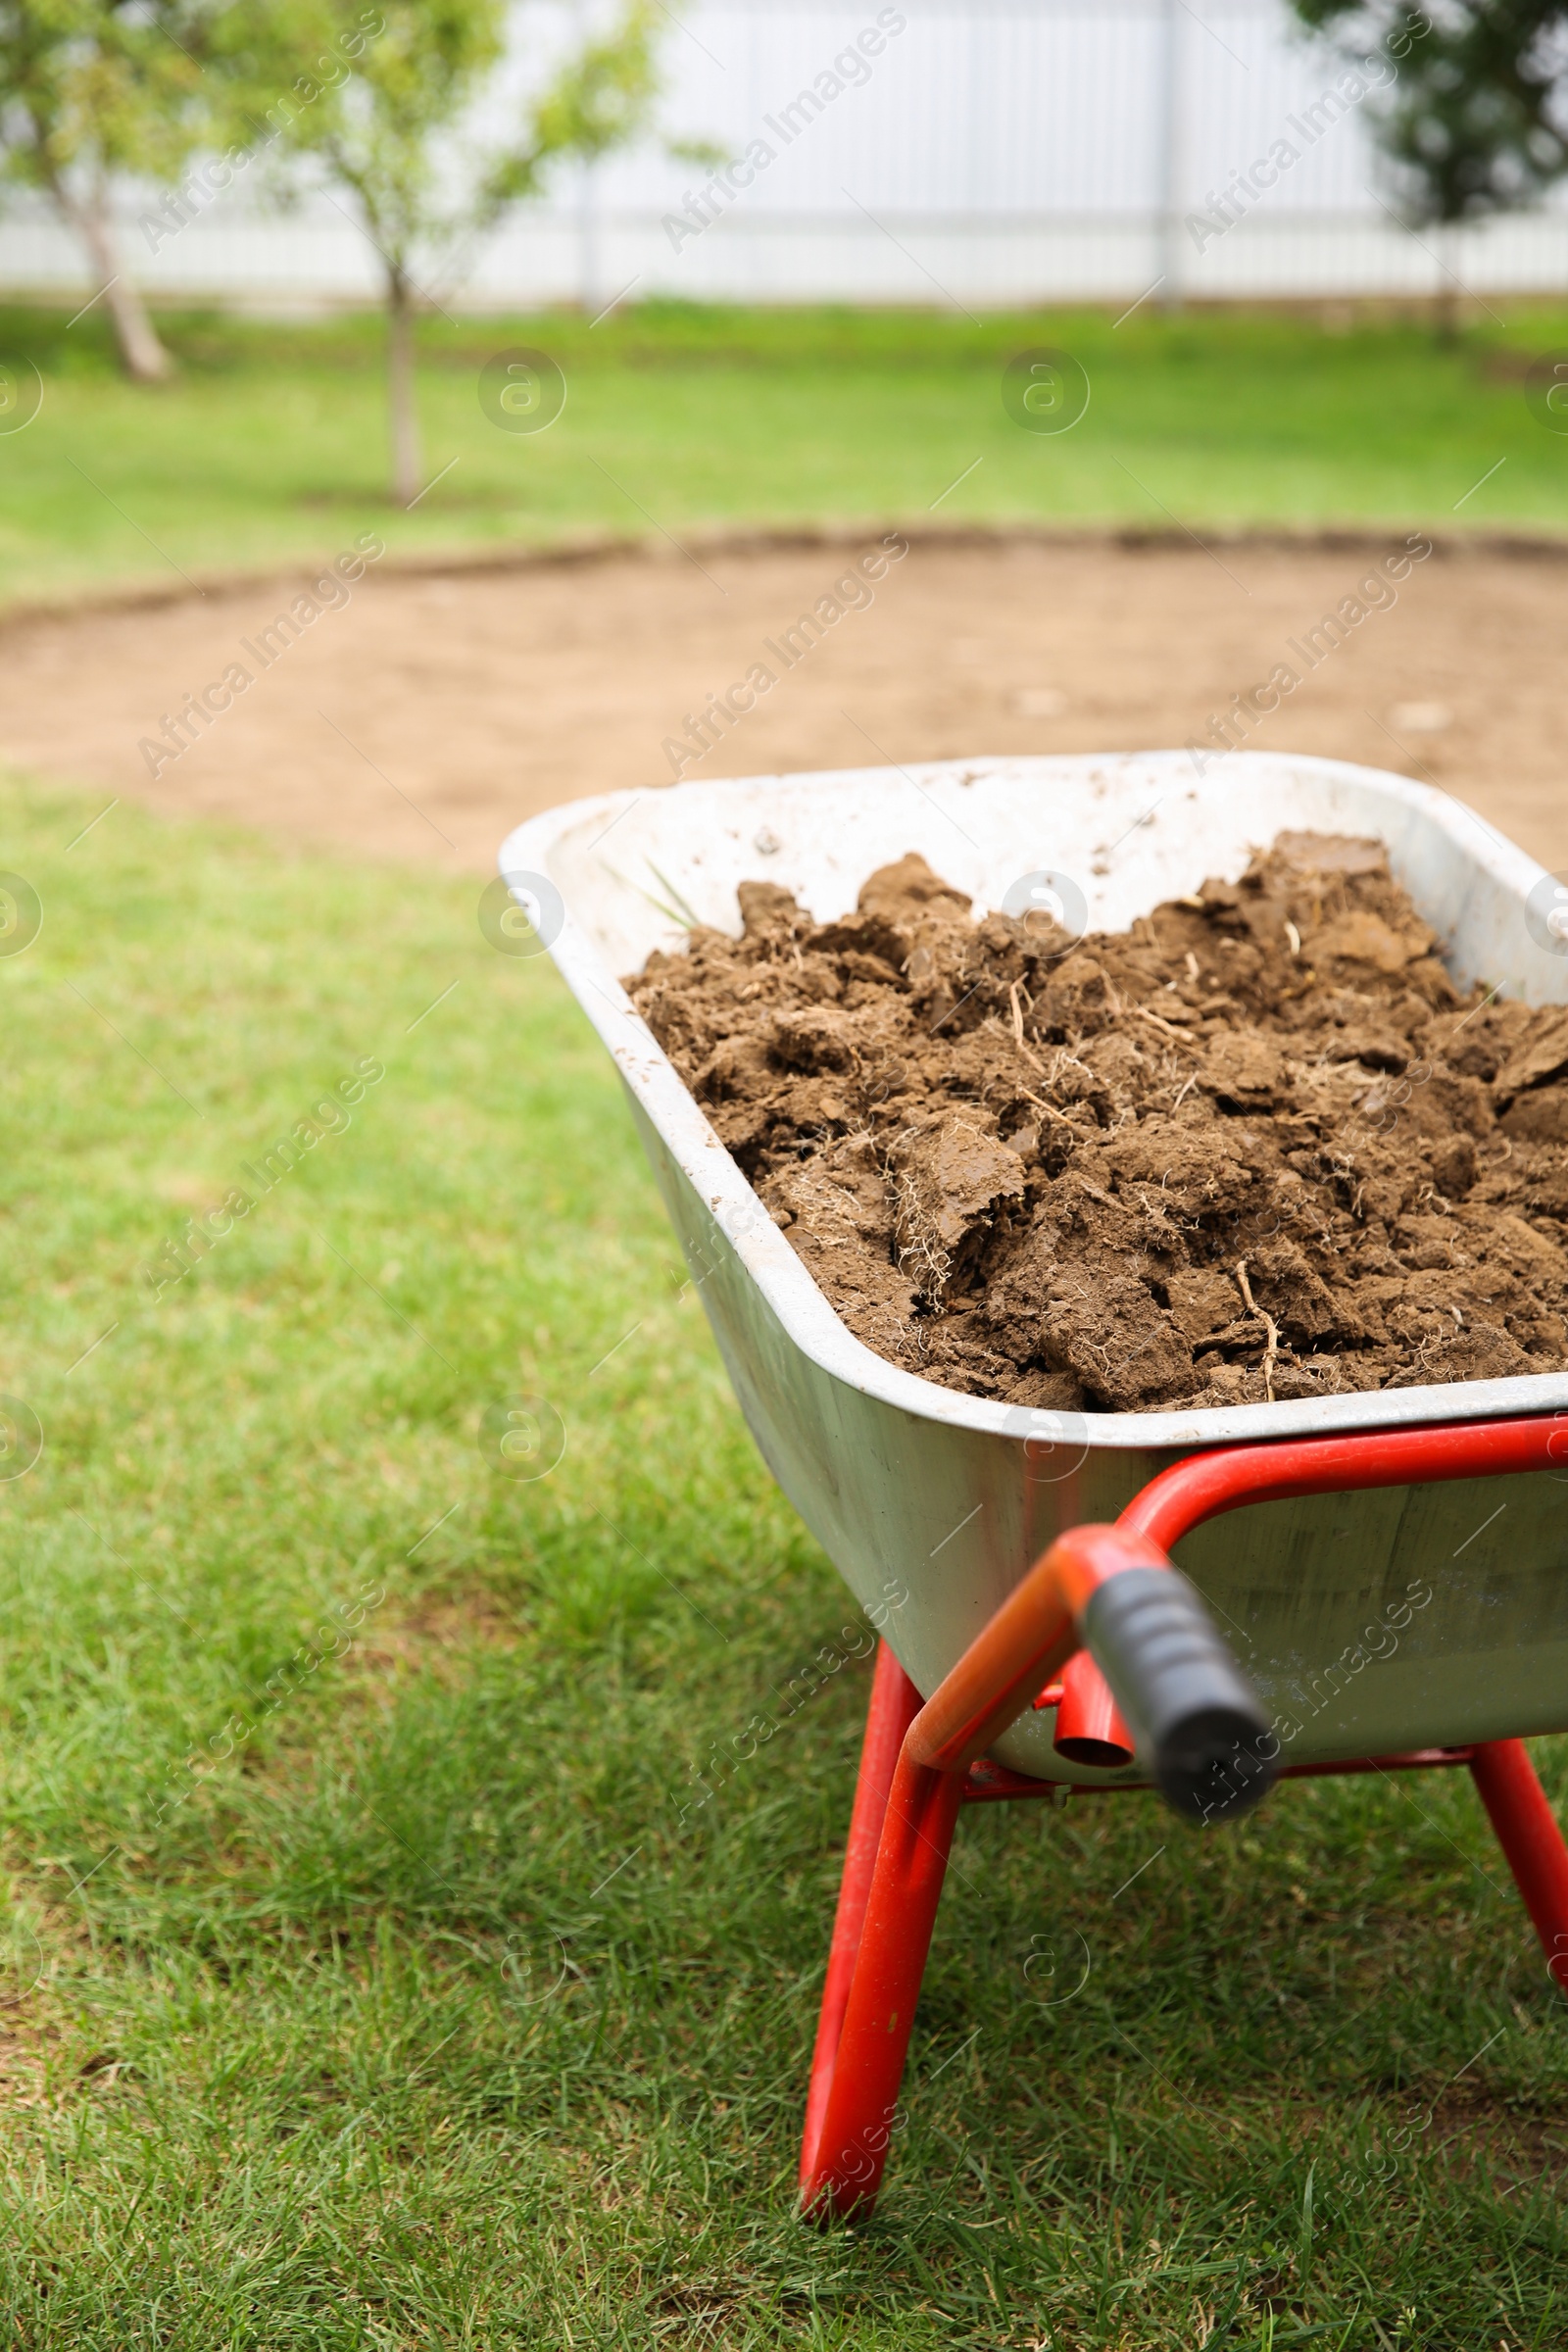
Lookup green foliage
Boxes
[0,768,1564,2340]
[0,0,205,190]
[0,0,303,376]
[0,1,316,229]
[492,0,660,199]
[1290,0,1568,223]
[284,0,509,279]
[281,0,660,290]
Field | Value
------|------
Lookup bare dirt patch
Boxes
[1,532,1566,873]
[627,838,1568,1412]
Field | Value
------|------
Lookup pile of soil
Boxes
[626,836,1568,1411]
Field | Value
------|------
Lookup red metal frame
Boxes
[799,1411,1568,2220]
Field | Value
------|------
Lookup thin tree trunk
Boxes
[60,178,170,382]
[387,270,422,507]
[1433,222,1461,344]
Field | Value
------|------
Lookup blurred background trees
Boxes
[285,0,661,504]
[0,0,252,379]
[1289,1,1568,331]
[0,0,662,490]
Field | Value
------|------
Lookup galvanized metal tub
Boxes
[500,752,1568,1784]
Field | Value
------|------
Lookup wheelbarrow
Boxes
[499,750,1568,2216]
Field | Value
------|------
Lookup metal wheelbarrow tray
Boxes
[501,751,1568,2215]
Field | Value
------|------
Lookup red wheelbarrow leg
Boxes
[1469,1740,1568,1991]
[800,1743,965,2219]
[797,1521,1275,2218]
[800,1642,923,2194]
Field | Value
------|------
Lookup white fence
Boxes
[4,0,1567,311]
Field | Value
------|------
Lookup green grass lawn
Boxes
[4,295,1568,2339]
[0,769,1565,2345]
[2,299,1568,609]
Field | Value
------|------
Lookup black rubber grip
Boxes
[1081,1568,1276,1824]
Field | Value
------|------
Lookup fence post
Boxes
[1156,0,1184,310]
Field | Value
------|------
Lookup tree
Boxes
[1288,2,1568,331]
[0,0,259,379]
[285,0,661,506]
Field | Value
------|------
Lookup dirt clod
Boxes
[626,837,1568,1412]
